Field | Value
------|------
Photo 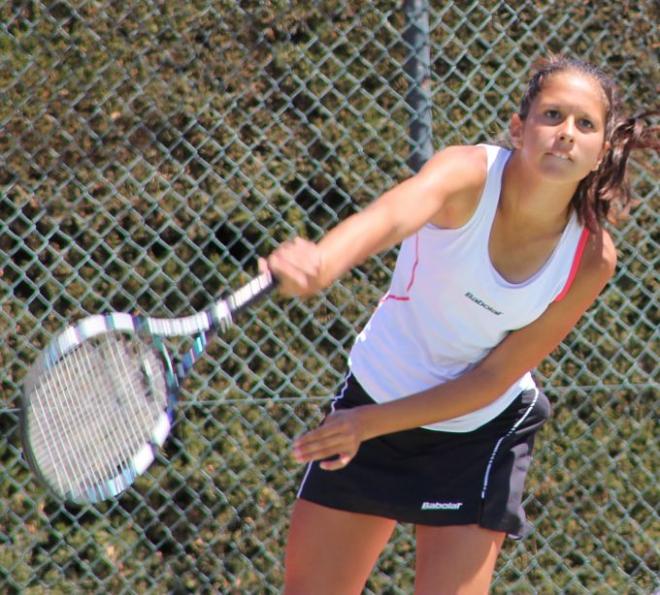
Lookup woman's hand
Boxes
[260,237,323,298]
[292,408,368,471]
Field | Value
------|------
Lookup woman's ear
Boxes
[509,113,524,149]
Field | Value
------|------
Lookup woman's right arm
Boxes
[265,144,487,297]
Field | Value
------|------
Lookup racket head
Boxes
[21,314,177,503]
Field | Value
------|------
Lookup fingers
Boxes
[292,411,362,470]
[293,429,350,464]
[265,237,322,297]
[319,453,353,471]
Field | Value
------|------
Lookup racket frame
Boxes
[20,271,275,503]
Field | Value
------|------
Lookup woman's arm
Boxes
[293,228,617,469]
[265,145,487,297]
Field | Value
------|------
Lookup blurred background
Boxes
[1,1,657,592]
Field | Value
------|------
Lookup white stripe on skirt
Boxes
[296,373,353,498]
[480,388,539,500]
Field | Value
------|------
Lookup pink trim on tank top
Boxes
[554,228,590,302]
[381,233,420,303]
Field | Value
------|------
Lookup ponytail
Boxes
[576,111,659,231]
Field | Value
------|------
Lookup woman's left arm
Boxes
[293,228,617,470]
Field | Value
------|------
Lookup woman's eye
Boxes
[544,110,560,119]
[579,118,595,129]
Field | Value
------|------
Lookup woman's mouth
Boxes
[548,151,572,161]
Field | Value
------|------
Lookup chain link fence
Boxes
[1,1,658,593]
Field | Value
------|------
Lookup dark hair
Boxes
[518,55,659,231]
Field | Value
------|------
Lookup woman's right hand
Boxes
[260,237,324,298]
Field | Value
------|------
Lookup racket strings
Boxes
[57,340,107,487]
[58,338,137,490]
[108,338,164,464]
[26,334,168,498]
[36,339,159,492]
[31,347,96,492]
[30,340,112,492]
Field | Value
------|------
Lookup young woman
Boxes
[264,56,657,594]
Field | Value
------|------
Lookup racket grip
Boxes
[228,271,278,314]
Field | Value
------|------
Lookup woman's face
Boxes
[511,70,609,184]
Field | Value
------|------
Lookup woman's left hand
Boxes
[292,408,367,471]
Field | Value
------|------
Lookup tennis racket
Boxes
[20,271,276,504]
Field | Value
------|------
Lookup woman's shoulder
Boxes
[547,224,616,317]
[582,226,617,279]
[425,143,490,171]
[419,145,494,228]
[420,144,504,193]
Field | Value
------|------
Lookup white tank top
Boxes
[349,144,589,432]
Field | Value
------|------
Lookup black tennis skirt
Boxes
[297,374,551,539]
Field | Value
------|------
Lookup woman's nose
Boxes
[558,119,575,143]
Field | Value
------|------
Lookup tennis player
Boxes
[265,55,658,593]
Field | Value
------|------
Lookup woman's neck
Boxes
[500,150,576,234]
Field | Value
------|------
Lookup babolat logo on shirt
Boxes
[465,292,503,316]
[421,501,463,510]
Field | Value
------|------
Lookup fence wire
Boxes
[1,1,658,593]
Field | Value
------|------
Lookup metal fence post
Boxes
[403,0,433,172]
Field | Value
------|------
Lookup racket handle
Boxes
[228,271,277,315]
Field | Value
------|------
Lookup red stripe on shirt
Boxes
[383,233,419,303]
[554,228,590,302]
